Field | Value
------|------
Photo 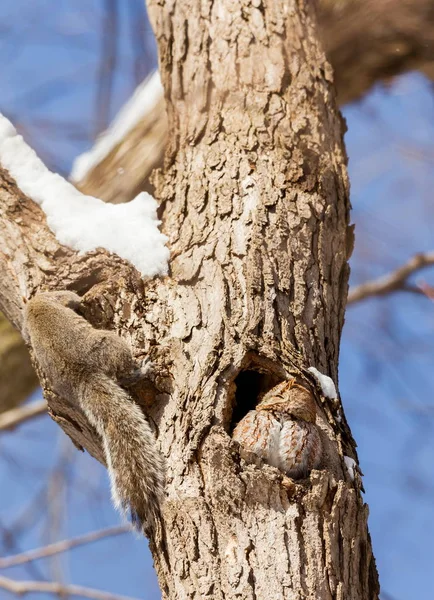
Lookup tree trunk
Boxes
[144,0,378,598]
[0,0,380,597]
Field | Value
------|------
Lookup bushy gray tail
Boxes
[78,373,165,533]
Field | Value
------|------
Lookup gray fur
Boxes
[24,291,165,534]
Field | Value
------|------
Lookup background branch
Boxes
[74,0,434,204]
[0,575,140,600]
[0,400,46,431]
[94,0,119,137]
[347,252,434,304]
[0,525,130,568]
[319,0,434,105]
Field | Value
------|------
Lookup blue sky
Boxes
[0,2,434,600]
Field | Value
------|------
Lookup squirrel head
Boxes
[29,290,82,311]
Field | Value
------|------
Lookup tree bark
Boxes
[0,0,379,598]
[143,0,378,597]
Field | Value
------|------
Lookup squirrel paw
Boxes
[119,360,153,387]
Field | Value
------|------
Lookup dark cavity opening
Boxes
[230,369,281,433]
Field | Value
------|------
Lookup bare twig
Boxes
[0,575,139,600]
[130,0,152,84]
[45,436,74,585]
[0,516,46,581]
[0,400,46,431]
[347,252,434,305]
[416,280,434,302]
[94,0,118,137]
[0,525,130,568]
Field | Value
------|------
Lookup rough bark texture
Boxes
[143,0,378,597]
[0,0,379,598]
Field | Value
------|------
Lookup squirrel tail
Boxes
[78,374,165,533]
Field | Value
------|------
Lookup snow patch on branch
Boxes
[344,456,357,481]
[70,70,163,182]
[0,114,169,277]
[308,367,337,399]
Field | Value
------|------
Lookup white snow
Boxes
[344,456,357,481]
[70,70,163,182]
[308,367,337,399]
[0,114,169,277]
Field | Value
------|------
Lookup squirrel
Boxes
[23,291,165,534]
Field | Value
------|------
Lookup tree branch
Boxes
[72,0,434,206]
[0,400,46,431]
[94,0,119,137]
[319,0,434,105]
[73,74,166,204]
[0,164,141,465]
[0,526,130,568]
[0,575,140,600]
[347,252,434,304]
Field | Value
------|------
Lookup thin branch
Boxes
[0,575,139,600]
[0,516,47,582]
[45,435,74,585]
[347,252,434,305]
[0,400,46,431]
[415,280,434,302]
[0,525,130,568]
[94,0,119,137]
[130,0,152,85]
